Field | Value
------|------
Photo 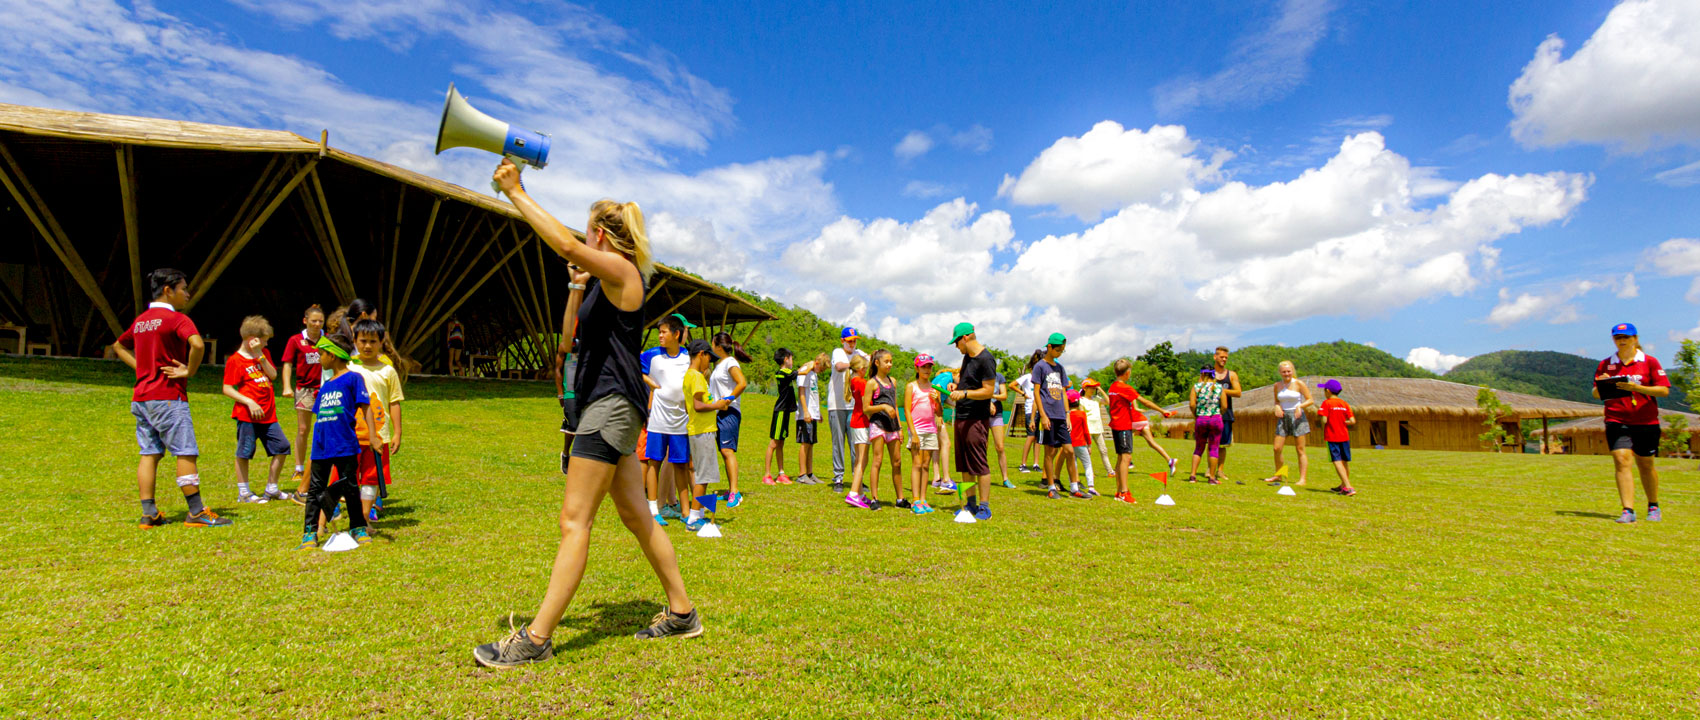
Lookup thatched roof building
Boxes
[1155,376,1604,452]
[0,103,771,375]
[1531,411,1700,456]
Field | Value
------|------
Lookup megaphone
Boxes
[435,83,551,193]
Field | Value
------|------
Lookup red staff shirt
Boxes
[1107,381,1142,431]
[116,302,199,402]
[224,349,278,423]
[281,331,323,389]
[1597,351,1670,426]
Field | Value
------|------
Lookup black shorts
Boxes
[1038,415,1070,448]
[1220,416,1234,446]
[448,338,464,351]
[1113,429,1134,455]
[1606,422,1660,457]
[954,416,991,477]
[770,410,794,441]
[796,419,818,444]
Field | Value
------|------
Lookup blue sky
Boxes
[3,0,1697,371]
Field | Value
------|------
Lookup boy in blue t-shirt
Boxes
[298,332,375,549]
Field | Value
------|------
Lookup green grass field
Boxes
[3,355,1698,719]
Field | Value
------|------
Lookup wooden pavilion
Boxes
[1531,411,1700,456]
[1155,376,1604,452]
[0,103,772,375]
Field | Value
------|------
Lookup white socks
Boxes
[265,482,279,494]
[688,509,703,522]
[295,464,304,473]
[648,500,660,515]
[237,481,252,497]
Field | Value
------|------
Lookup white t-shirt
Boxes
[641,346,691,434]
[798,365,822,421]
[827,346,868,412]
[1079,395,1106,435]
[1015,373,1034,403]
[710,356,742,412]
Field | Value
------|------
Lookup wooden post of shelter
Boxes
[741,318,766,348]
[114,144,143,316]
[0,138,124,337]
[185,156,319,311]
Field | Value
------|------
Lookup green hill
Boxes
[1443,350,1691,412]
[1083,340,1437,406]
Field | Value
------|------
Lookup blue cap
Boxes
[841,327,859,340]
[1611,322,1637,337]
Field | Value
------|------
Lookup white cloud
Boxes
[1483,277,1638,328]
[1509,0,1700,151]
[1153,0,1337,115]
[893,130,934,161]
[1406,347,1471,373]
[784,129,1588,369]
[1653,159,1700,186]
[998,121,1230,222]
[948,125,993,153]
[1618,272,1639,299]
[902,180,954,199]
[1645,238,1700,302]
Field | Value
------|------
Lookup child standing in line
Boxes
[794,351,828,485]
[1188,366,1225,484]
[1317,379,1357,496]
[280,304,324,503]
[1032,335,1072,498]
[222,315,292,504]
[709,332,751,508]
[929,364,957,491]
[1106,358,1176,503]
[1078,379,1113,485]
[906,354,941,515]
[1066,391,1091,498]
[1016,350,1042,473]
[349,319,404,521]
[844,354,876,509]
[764,348,798,485]
[990,370,1014,489]
[862,349,906,509]
[298,331,374,548]
[683,339,724,530]
[641,315,693,522]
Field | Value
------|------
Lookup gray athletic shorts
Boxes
[689,432,719,485]
[571,395,643,464]
[1275,412,1310,437]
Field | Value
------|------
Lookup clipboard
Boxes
[1595,375,1632,400]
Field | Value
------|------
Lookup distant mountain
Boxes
[1080,340,1438,406]
[1444,349,1691,412]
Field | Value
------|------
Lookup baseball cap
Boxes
[1081,378,1101,388]
[841,326,859,340]
[914,353,937,368]
[1199,364,1215,376]
[1319,379,1343,393]
[1066,390,1082,403]
[685,339,712,356]
[1611,322,1637,337]
[949,321,975,344]
[670,313,698,329]
[1047,332,1066,345]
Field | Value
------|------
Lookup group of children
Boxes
[636,314,755,532]
[1186,360,1357,495]
[113,268,408,547]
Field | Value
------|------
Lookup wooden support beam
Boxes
[185,157,318,311]
[513,230,549,342]
[645,290,701,330]
[0,138,124,336]
[643,275,671,302]
[416,214,490,322]
[402,218,506,352]
[0,273,27,324]
[114,144,144,316]
[192,154,283,287]
[718,305,729,338]
[393,197,441,334]
[741,318,766,348]
[385,189,405,318]
[309,168,357,301]
[404,234,531,356]
[535,235,551,339]
[294,185,351,304]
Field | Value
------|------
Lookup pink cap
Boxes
[914,353,936,368]
[1066,390,1082,403]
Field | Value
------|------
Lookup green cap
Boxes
[670,313,698,329]
[949,321,975,344]
[1047,332,1066,346]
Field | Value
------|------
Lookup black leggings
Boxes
[303,454,366,534]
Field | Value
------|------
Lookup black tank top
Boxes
[869,377,899,432]
[573,276,649,422]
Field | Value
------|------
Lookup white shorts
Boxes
[912,432,938,451]
[850,427,869,445]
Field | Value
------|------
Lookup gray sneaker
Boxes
[1648,505,1663,522]
[635,608,703,640]
[473,616,554,668]
[1616,509,1636,524]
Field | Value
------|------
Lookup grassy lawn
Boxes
[2,355,1697,719]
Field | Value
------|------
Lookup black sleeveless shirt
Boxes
[573,276,649,423]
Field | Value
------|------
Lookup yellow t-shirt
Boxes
[350,363,406,445]
[683,368,716,436]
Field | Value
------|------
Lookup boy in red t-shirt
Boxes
[1064,391,1088,499]
[222,315,292,504]
[279,304,325,497]
[1316,379,1356,496]
[111,268,230,528]
[1105,359,1177,503]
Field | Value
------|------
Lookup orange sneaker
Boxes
[184,508,232,527]
[138,512,168,529]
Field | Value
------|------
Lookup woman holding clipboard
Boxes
[1593,322,1672,524]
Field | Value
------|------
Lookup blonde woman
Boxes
[1264,361,1314,486]
[474,160,699,668]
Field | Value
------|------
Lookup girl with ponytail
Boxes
[709,331,750,507]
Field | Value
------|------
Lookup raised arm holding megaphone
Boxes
[434,83,551,195]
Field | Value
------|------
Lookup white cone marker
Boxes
[696,522,722,538]
[1276,485,1297,496]
[954,508,978,523]
[322,532,360,552]
[1154,494,1176,506]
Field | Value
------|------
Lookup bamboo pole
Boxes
[741,318,766,348]
[403,220,510,352]
[295,186,350,303]
[645,290,701,330]
[514,231,549,342]
[643,275,671,302]
[309,168,357,300]
[404,236,531,356]
[0,139,124,336]
[535,235,551,339]
[115,144,144,315]
[0,271,27,323]
[192,154,283,286]
[393,197,441,334]
[385,189,405,317]
[415,214,490,322]
[186,157,318,311]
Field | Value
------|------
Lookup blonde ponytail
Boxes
[590,199,655,283]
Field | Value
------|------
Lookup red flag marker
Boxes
[1149,471,1169,486]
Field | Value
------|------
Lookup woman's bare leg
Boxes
[1269,435,1288,480]
[606,453,692,614]
[991,424,1009,485]
[526,456,617,638]
[1295,435,1309,485]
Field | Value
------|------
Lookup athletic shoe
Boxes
[684,517,706,532]
[473,616,555,668]
[778,474,793,485]
[634,608,703,640]
[296,532,317,550]
[1047,488,1059,499]
[290,470,305,485]
[868,498,883,511]
[367,507,379,522]
[727,492,744,508]
[184,509,232,527]
[1002,479,1016,489]
[762,475,776,485]
[939,480,957,492]
[1206,478,1221,486]
[661,504,684,520]
[352,527,372,545]
[1648,506,1663,522]
[912,502,929,515]
[831,481,847,493]
[845,494,871,509]
[895,498,912,509]
[1338,488,1356,497]
[1071,489,1089,499]
[1115,492,1137,505]
[1167,458,1177,475]
[1086,488,1100,497]
[264,489,293,502]
[289,492,307,507]
[1184,475,1196,483]
[653,514,669,527]
[238,493,268,504]
[974,504,991,520]
[1616,509,1636,524]
[138,512,168,529]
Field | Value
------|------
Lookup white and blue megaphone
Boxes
[434,83,551,195]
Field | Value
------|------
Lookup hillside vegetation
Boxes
[1444,349,1691,412]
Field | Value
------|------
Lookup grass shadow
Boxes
[1554,510,1616,519]
[497,599,664,653]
